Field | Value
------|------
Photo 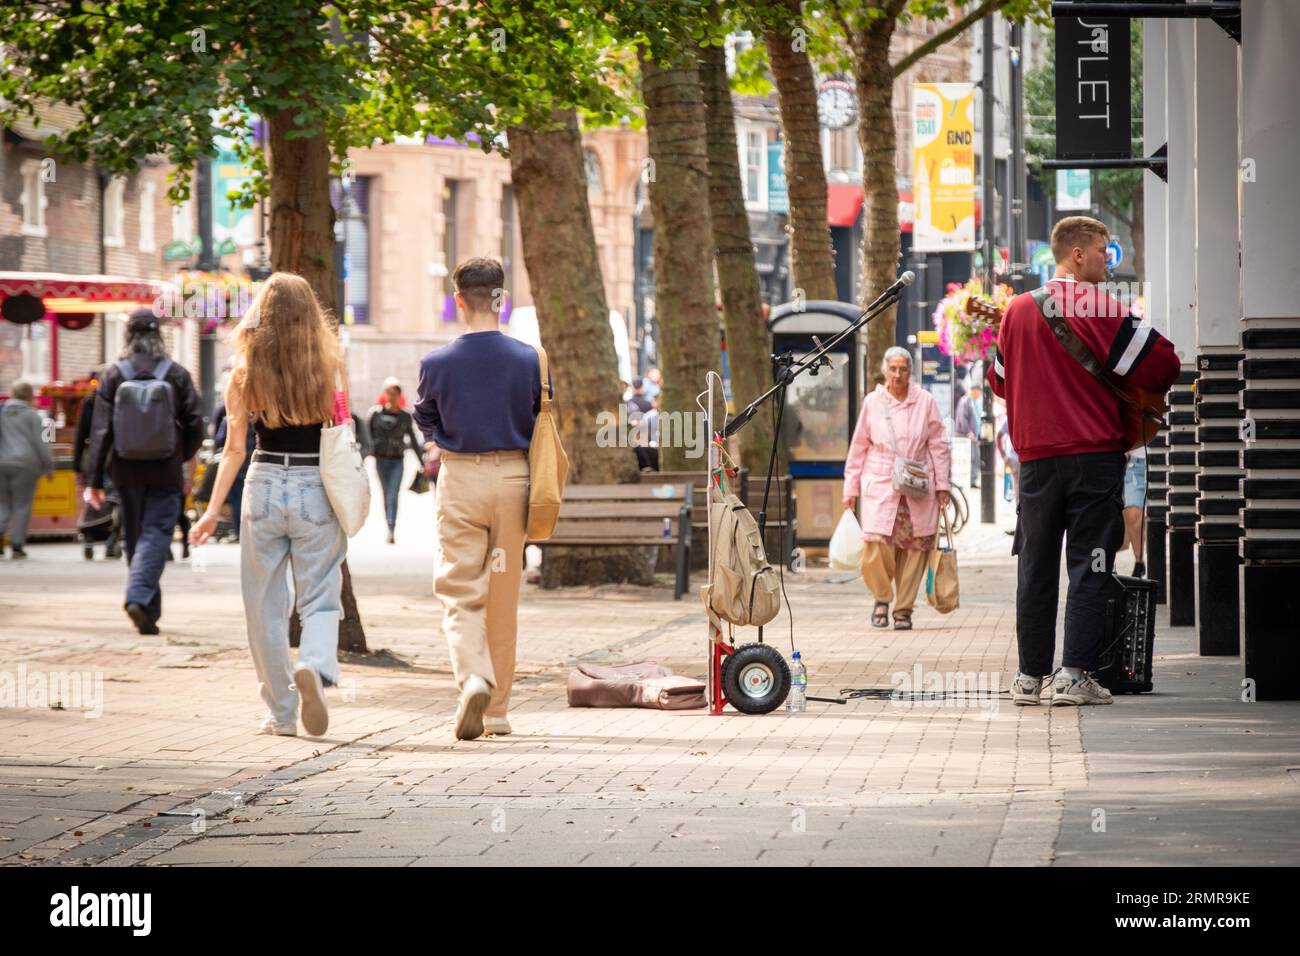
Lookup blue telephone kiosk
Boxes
[767,300,867,549]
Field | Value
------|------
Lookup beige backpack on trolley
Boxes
[703,490,782,629]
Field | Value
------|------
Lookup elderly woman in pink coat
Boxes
[842,347,951,629]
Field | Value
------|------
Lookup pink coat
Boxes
[843,383,951,539]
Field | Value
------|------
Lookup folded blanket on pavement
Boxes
[566,661,706,710]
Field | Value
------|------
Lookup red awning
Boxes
[0,272,176,317]
[827,185,981,233]
[827,183,864,227]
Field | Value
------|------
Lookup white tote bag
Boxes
[319,377,370,537]
[829,509,865,570]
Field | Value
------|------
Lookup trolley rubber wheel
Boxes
[721,643,792,715]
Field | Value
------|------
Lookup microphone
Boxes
[884,270,916,296]
[860,271,916,314]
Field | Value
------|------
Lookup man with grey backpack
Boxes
[87,309,204,635]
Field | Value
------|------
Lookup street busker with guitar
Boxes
[987,216,1180,707]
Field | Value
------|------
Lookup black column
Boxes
[1241,328,1300,700]
[1166,368,1199,626]
[1145,432,1169,604]
[1194,351,1244,656]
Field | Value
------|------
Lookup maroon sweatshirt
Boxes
[988,278,1181,463]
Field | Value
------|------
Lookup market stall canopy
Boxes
[0,272,176,319]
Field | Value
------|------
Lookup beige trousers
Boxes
[434,450,529,718]
[859,541,929,614]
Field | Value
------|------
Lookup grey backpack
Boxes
[112,358,177,460]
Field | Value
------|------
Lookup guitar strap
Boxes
[1029,286,1128,404]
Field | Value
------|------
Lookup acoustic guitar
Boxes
[965,295,1166,451]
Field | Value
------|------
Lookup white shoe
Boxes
[294,664,330,736]
[1011,673,1047,706]
[257,716,297,736]
[483,716,512,736]
[1050,671,1114,706]
[454,676,491,741]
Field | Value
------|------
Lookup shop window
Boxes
[103,176,126,247]
[20,159,48,237]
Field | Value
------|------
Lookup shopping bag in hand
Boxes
[925,510,960,614]
[829,509,864,570]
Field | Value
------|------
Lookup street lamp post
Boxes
[979,14,997,523]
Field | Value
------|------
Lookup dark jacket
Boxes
[87,354,205,491]
[366,404,423,460]
[72,390,96,477]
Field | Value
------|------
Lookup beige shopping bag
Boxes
[925,509,960,614]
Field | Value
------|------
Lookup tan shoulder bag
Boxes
[527,346,570,540]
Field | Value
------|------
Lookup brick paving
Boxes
[2,483,1295,866]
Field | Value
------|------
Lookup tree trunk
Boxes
[508,111,652,587]
[698,37,776,477]
[268,108,367,653]
[764,1,838,302]
[851,20,903,390]
[638,50,723,474]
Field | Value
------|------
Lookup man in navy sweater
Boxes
[414,258,544,741]
[989,217,1180,708]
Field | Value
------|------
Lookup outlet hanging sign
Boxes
[1056,14,1132,160]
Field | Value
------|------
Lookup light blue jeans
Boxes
[240,462,347,724]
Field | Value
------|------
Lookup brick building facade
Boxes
[1,104,186,396]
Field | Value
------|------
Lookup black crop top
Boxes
[254,420,324,454]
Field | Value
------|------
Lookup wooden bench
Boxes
[641,468,749,571]
[527,483,693,599]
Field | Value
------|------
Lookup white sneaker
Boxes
[257,716,297,736]
[483,716,512,736]
[294,664,330,736]
[1050,671,1114,706]
[454,675,491,741]
[1011,673,1047,706]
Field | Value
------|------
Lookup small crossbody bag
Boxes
[883,402,931,498]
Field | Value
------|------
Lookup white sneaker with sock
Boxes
[454,675,492,740]
[1011,673,1047,706]
[294,664,330,736]
[1051,671,1113,706]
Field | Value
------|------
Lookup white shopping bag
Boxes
[829,509,864,570]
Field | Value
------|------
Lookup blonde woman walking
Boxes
[190,273,347,737]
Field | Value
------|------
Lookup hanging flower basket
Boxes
[931,278,1015,365]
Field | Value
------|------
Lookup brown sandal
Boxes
[893,611,913,630]
[871,602,889,628]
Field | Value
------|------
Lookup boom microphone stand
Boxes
[724,271,916,566]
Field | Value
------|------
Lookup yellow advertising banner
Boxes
[912,83,976,253]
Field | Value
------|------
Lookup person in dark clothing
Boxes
[86,309,205,634]
[954,385,982,488]
[73,386,122,559]
[990,216,1180,708]
[211,402,256,542]
[367,377,424,544]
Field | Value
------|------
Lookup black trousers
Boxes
[1013,451,1125,675]
[118,483,182,625]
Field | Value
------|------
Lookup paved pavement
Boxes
[2,472,1296,866]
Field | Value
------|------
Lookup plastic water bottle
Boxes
[662,517,671,539]
[787,651,807,712]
